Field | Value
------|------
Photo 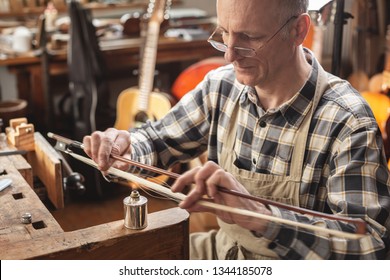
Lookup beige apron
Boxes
[190,65,328,260]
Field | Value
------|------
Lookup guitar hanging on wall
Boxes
[114,0,173,130]
[361,25,390,160]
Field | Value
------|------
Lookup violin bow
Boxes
[48,132,367,239]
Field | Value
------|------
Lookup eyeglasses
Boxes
[207,15,298,58]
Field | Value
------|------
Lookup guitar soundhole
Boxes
[135,111,150,126]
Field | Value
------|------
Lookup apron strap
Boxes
[289,64,329,178]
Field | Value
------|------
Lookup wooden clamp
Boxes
[5,118,35,151]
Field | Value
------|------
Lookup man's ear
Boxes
[292,13,311,46]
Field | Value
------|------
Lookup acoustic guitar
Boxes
[171,56,226,101]
[114,0,172,131]
[361,25,390,161]
[114,0,178,185]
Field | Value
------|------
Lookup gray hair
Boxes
[276,0,309,39]
[277,0,309,22]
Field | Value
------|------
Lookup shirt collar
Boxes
[240,48,319,128]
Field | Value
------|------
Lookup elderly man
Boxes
[84,0,390,259]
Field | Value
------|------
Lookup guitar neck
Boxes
[137,0,169,113]
[138,21,160,112]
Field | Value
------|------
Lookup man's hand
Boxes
[83,128,132,171]
[171,161,272,234]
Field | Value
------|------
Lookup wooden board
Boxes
[26,132,64,209]
[4,153,33,187]
[2,131,63,208]
[0,156,64,246]
[5,208,189,260]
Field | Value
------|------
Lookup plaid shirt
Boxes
[130,50,390,259]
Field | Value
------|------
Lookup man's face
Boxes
[216,0,292,87]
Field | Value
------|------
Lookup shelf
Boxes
[0,0,182,18]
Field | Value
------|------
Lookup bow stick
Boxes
[48,132,367,239]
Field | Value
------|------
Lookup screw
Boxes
[21,212,32,224]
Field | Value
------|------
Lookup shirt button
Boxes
[252,158,257,165]
[259,121,267,128]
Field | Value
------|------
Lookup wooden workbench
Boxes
[0,134,190,259]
